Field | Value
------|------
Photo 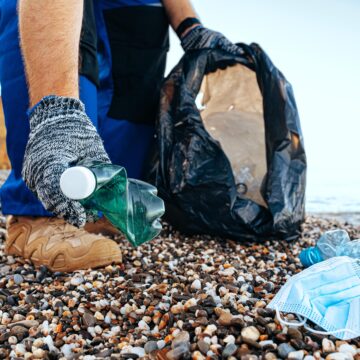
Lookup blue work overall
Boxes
[0,0,168,216]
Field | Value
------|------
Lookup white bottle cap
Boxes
[60,166,96,200]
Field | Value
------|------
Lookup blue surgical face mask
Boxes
[267,256,360,340]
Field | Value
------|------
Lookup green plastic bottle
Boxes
[59,160,165,247]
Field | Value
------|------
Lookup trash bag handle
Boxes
[184,43,257,99]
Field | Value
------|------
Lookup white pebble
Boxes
[94,311,104,321]
[177,320,184,329]
[157,340,166,349]
[138,320,150,331]
[15,344,26,356]
[110,326,121,336]
[131,347,145,357]
[61,343,77,358]
[33,349,46,359]
[203,324,217,336]
[44,335,56,352]
[191,279,202,290]
[94,325,103,334]
[70,275,84,286]
[322,338,336,353]
[8,336,17,344]
[184,298,197,310]
[157,302,170,311]
[219,267,235,276]
[260,340,276,348]
[33,338,44,348]
[41,320,50,336]
[325,353,353,360]
[339,344,356,356]
[241,326,260,342]
[87,327,96,337]
[288,350,305,360]
[120,345,134,354]
[223,335,235,344]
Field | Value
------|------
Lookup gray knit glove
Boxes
[181,26,243,56]
[22,96,110,227]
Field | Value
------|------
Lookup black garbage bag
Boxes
[147,43,306,241]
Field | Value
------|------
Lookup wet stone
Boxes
[10,326,28,337]
[144,341,158,354]
[222,343,238,358]
[25,294,37,304]
[83,312,96,327]
[217,312,233,326]
[243,338,261,349]
[304,356,315,360]
[264,353,278,360]
[171,331,190,349]
[9,320,39,329]
[197,340,210,354]
[166,342,190,360]
[263,282,275,292]
[290,338,307,350]
[36,265,48,282]
[278,343,296,359]
[7,296,17,306]
[288,328,303,340]
[13,274,24,285]
[275,333,288,342]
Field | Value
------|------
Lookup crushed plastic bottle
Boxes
[299,229,360,267]
[60,160,165,247]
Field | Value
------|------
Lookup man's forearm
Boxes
[19,0,83,106]
[162,0,198,35]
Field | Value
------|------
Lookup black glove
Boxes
[22,95,111,227]
[181,25,243,56]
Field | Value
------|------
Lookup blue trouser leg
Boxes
[0,0,98,216]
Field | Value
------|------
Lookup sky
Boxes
[165,0,360,212]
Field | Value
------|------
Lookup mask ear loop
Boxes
[275,305,306,327]
[275,306,359,338]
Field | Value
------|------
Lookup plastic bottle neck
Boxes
[299,246,324,267]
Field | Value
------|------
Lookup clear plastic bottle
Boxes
[299,229,360,267]
[60,160,165,247]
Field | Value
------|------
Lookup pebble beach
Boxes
[0,169,359,359]
[0,210,359,359]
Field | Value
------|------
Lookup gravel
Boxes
[0,191,359,359]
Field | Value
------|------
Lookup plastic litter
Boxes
[267,256,360,340]
[147,44,306,241]
[300,229,360,267]
[60,160,165,247]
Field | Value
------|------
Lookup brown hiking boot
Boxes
[84,217,120,237]
[5,216,122,272]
